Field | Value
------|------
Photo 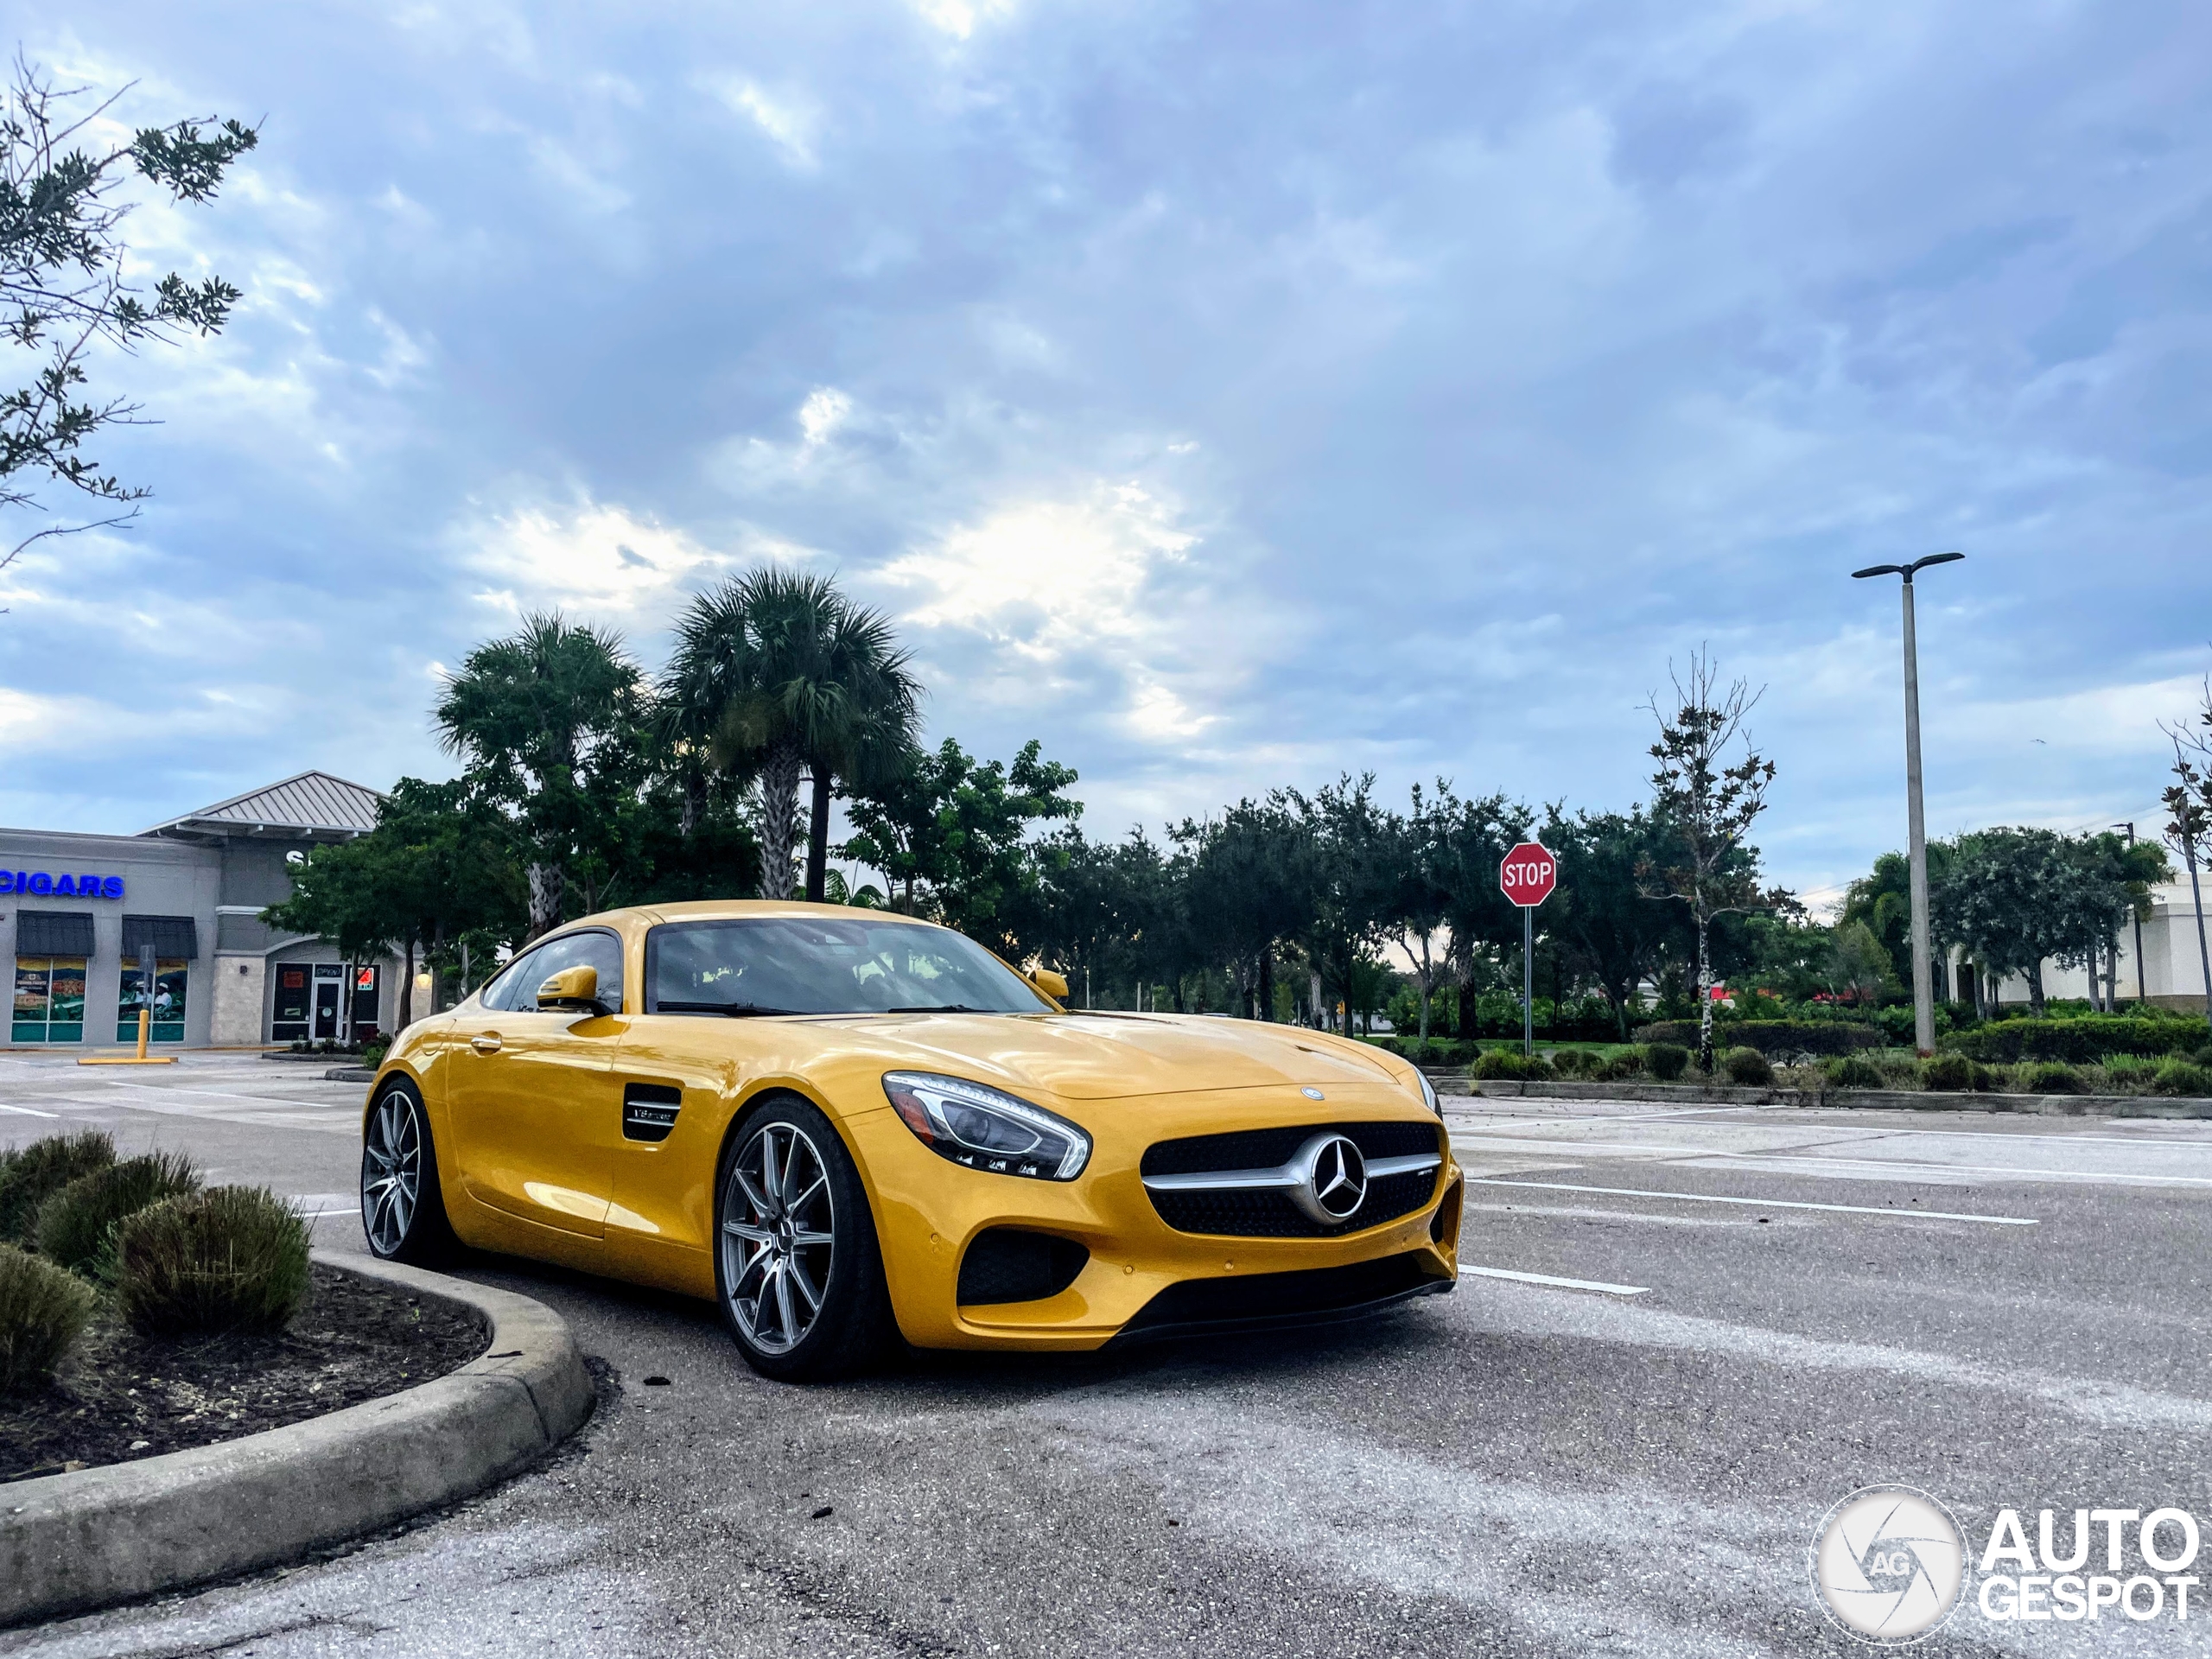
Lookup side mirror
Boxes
[537,965,610,1014]
[1029,968,1069,1003]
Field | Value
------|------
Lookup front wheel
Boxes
[361,1078,456,1264]
[714,1095,894,1382]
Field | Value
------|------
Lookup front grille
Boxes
[1141,1120,1443,1238]
[1116,1250,1446,1339]
[1141,1120,1440,1179]
[957,1229,1090,1306]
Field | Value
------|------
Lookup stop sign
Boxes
[1499,841,1557,907]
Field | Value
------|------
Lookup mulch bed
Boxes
[0,1262,487,1482]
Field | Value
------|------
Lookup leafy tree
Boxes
[1290,776,1396,1036]
[1541,806,1681,1038]
[1931,828,2133,1015]
[1640,650,1779,1071]
[842,737,1080,956]
[435,613,645,939]
[664,569,921,903]
[0,60,257,564]
[1174,796,1314,1021]
[1828,918,1897,1005]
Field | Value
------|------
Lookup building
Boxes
[2,772,410,1050]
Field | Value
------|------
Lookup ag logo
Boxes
[1811,1486,1968,1645]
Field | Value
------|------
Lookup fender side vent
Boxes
[957,1229,1089,1306]
[622,1081,683,1143]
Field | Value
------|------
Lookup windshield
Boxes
[645,917,1054,1017]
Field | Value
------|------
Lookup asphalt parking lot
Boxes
[6,1054,2212,1656]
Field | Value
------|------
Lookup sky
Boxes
[5,0,2209,911]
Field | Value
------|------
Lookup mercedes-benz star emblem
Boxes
[1291,1133,1368,1224]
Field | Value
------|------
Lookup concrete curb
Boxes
[0,1250,594,1629]
[1454,1078,2212,1118]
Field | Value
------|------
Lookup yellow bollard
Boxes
[79,1001,176,1065]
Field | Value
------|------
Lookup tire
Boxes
[713,1093,895,1382]
[361,1077,457,1264]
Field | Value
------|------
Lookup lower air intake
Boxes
[957,1229,1090,1306]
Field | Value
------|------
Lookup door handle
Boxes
[470,1033,502,1054]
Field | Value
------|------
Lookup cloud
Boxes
[703,75,823,168]
[454,499,727,620]
[880,482,1220,742]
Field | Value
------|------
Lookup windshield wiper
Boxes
[885,1003,995,1014]
[655,1000,803,1017]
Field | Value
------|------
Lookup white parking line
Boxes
[0,1103,59,1116]
[1465,1177,2039,1225]
[1460,1264,1649,1297]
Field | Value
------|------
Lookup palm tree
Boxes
[663,569,923,901]
[435,612,642,938]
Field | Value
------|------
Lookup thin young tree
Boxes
[2161,729,2212,1020]
[1639,649,1778,1072]
[0,58,257,569]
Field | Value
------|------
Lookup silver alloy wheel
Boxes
[362,1091,421,1255]
[721,1122,836,1355]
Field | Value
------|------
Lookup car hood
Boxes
[808,1010,1412,1102]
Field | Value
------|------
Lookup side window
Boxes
[518,931,625,1013]
[478,947,544,1013]
[475,931,626,1013]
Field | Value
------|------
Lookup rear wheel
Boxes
[714,1095,893,1382]
[361,1078,455,1264]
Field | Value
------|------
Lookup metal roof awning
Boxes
[16,911,94,957]
[122,915,200,960]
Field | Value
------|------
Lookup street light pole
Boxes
[1852,551,1964,1057]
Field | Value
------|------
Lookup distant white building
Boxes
[1974,880,2212,1012]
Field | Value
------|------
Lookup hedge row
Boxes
[1631,1020,1888,1057]
[1942,1016,2212,1064]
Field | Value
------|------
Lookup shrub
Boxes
[1643,1043,1689,1081]
[34,1151,200,1278]
[2023,1061,2082,1095]
[1633,1020,1887,1058]
[1471,1048,1552,1082]
[1920,1052,1972,1092]
[1549,1048,1599,1078]
[1823,1056,1885,1090]
[1970,1060,1999,1091]
[0,1131,116,1246]
[0,1244,94,1392]
[2152,1059,2212,1098]
[1722,1047,1773,1085]
[1596,1050,1644,1082]
[115,1186,311,1337]
[1946,1016,2209,1065]
[2104,1055,2159,1090]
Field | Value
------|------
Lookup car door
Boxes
[445,929,631,1252]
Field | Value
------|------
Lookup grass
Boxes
[0,1131,116,1245]
[0,1244,95,1393]
[35,1151,202,1279]
[115,1186,311,1337]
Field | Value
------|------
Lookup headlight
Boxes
[882,1071,1091,1180]
[1414,1066,1442,1117]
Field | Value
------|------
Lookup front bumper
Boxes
[848,1087,1465,1352]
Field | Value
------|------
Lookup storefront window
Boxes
[272,963,310,1042]
[117,960,188,1044]
[15,958,86,1044]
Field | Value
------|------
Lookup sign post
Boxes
[1499,841,1559,1058]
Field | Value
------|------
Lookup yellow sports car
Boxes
[360,900,1462,1379]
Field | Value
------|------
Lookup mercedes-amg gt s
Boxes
[359,901,1462,1378]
